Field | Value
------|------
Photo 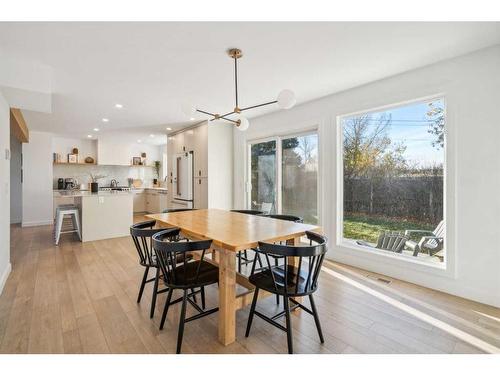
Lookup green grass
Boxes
[343,214,435,243]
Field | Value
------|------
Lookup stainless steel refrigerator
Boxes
[171,151,194,209]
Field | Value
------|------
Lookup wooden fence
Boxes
[344,175,443,224]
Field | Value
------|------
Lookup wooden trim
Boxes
[10,108,29,143]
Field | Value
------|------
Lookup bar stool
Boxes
[54,205,82,245]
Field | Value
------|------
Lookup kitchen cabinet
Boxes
[167,120,232,210]
[145,191,160,213]
[157,190,169,212]
[133,190,146,213]
[194,124,208,178]
[174,132,185,153]
[194,177,208,209]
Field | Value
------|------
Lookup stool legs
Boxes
[54,207,81,245]
[55,212,64,245]
[72,212,82,241]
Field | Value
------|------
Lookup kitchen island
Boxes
[53,190,133,242]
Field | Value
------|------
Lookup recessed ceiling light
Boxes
[87,135,92,138]
[137,140,142,143]
[93,128,100,132]
[102,118,109,122]
[115,104,123,109]
[190,117,195,121]
[149,134,155,138]
[166,127,172,131]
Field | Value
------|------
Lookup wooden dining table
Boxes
[146,208,320,346]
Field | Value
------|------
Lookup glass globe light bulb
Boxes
[277,89,296,109]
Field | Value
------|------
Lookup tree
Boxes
[343,113,407,179]
[427,101,445,149]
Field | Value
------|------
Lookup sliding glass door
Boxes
[281,133,319,224]
[249,140,277,214]
[248,131,319,224]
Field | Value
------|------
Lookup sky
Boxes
[343,98,445,167]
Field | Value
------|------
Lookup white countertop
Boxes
[54,190,134,197]
[132,187,168,191]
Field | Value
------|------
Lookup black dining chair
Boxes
[231,209,265,215]
[262,214,304,223]
[152,228,219,354]
[245,231,327,354]
[230,209,264,273]
[130,220,199,319]
[255,213,304,305]
[162,208,197,213]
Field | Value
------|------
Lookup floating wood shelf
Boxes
[53,161,97,165]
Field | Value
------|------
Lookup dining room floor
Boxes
[1,216,499,354]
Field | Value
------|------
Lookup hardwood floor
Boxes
[0,220,498,354]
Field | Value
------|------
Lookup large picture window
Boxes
[248,131,319,224]
[340,98,445,263]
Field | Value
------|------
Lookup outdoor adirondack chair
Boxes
[356,231,409,253]
[404,220,445,257]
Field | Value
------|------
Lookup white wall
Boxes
[0,91,11,294]
[52,136,97,163]
[22,131,53,227]
[97,133,162,167]
[10,133,22,223]
[233,45,500,307]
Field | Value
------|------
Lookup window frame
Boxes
[336,95,448,270]
[246,128,321,224]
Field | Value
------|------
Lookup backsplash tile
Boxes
[53,164,159,189]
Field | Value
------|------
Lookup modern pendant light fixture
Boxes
[183,48,296,131]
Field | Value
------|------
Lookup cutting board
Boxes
[132,179,143,188]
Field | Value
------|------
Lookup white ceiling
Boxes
[1,22,500,144]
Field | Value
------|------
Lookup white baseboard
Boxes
[0,262,12,296]
[22,220,53,227]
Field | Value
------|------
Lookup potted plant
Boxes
[89,173,106,193]
[153,160,161,186]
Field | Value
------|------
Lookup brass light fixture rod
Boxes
[197,48,278,126]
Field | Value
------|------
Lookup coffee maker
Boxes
[57,178,64,190]
[64,178,76,190]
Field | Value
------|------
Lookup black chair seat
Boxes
[165,260,219,288]
[249,265,315,297]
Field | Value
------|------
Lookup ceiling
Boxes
[1,22,500,144]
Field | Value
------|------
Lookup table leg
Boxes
[218,247,236,345]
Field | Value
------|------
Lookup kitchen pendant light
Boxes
[183,48,296,131]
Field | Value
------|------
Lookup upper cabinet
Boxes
[167,121,233,210]
[194,124,208,178]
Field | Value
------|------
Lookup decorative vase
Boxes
[91,182,98,193]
